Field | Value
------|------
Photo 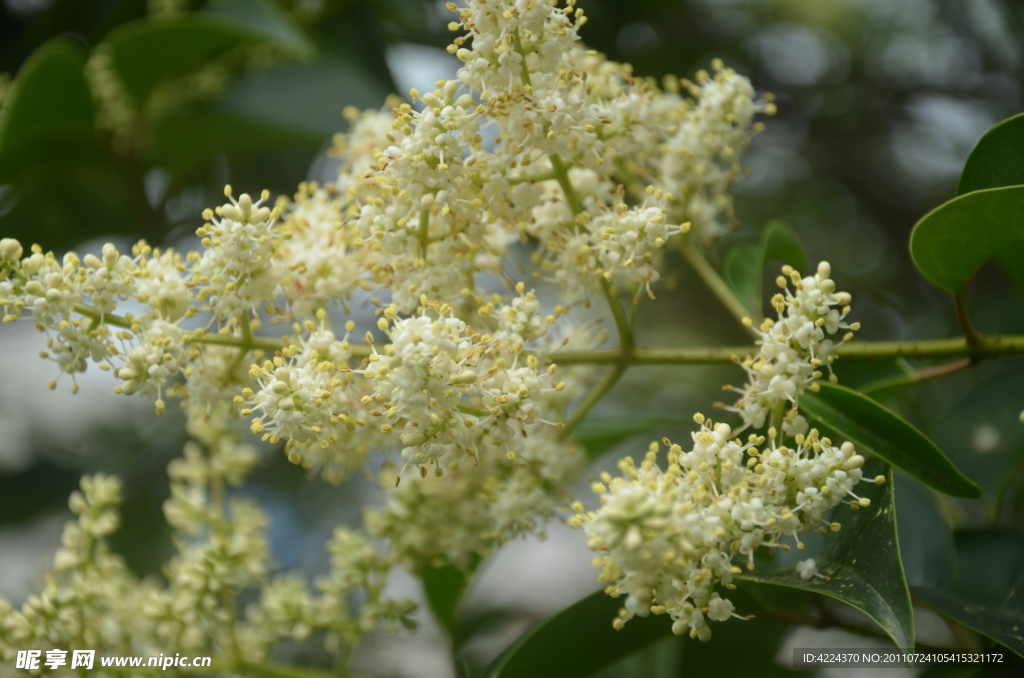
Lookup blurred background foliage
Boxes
[1,0,1024,676]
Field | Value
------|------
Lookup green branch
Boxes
[550,334,1024,364]
[599,278,634,353]
[418,207,430,260]
[513,28,533,89]
[679,245,760,339]
[559,363,627,439]
[58,305,1024,367]
[187,332,285,353]
[74,305,134,329]
[953,285,982,353]
[550,152,634,435]
[550,153,584,215]
[508,170,556,185]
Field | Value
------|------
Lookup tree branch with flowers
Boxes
[1,1,1023,676]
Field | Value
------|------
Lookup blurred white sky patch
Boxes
[386,42,459,100]
[457,521,598,667]
[466,521,596,613]
[887,95,995,192]
[0,321,150,472]
[352,565,455,678]
[776,626,916,678]
[350,521,598,677]
[0,512,66,604]
[4,0,50,17]
[751,23,849,87]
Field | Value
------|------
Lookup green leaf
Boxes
[723,244,761,315]
[909,186,1024,295]
[914,530,1024,656]
[953,531,1024,606]
[0,156,147,251]
[106,15,264,104]
[800,382,981,498]
[857,368,920,401]
[761,218,809,277]
[0,38,142,249]
[958,113,1024,195]
[738,457,915,652]
[675,585,804,676]
[834,358,914,398]
[483,584,807,678]
[217,59,389,139]
[927,364,1024,512]
[894,475,955,590]
[483,588,673,678]
[422,563,469,637]
[914,588,1024,657]
[573,417,681,461]
[205,0,314,58]
[723,220,807,317]
[147,110,322,175]
[0,37,95,178]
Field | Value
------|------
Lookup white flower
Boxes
[367,427,584,571]
[726,261,859,431]
[244,322,381,482]
[277,183,369,320]
[796,558,820,581]
[193,188,282,320]
[113,319,186,407]
[132,246,191,322]
[578,416,866,638]
[366,290,562,475]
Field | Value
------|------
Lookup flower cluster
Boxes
[243,316,385,483]
[0,0,779,666]
[576,417,874,640]
[0,474,142,661]
[246,527,416,655]
[0,417,416,668]
[575,261,873,638]
[368,426,585,571]
[364,287,565,477]
[725,262,859,435]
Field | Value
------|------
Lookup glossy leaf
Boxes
[761,219,809,277]
[800,382,981,498]
[106,16,262,103]
[738,457,915,652]
[835,358,914,397]
[573,417,681,461]
[675,585,804,676]
[914,530,1024,657]
[724,219,808,317]
[914,588,1024,657]
[0,37,94,178]
[483,588,673,678]
[894,475,955,590]
[217,59,389,139]
[909,186,1024,294]
[422,563,468,637]
[483,585,807,678]
[928,364,1024,511]
[958,113,1024,195]
[147,110,322,175]
[205,0,313,58]
[723,244,761,314]
[0,38,140,248]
